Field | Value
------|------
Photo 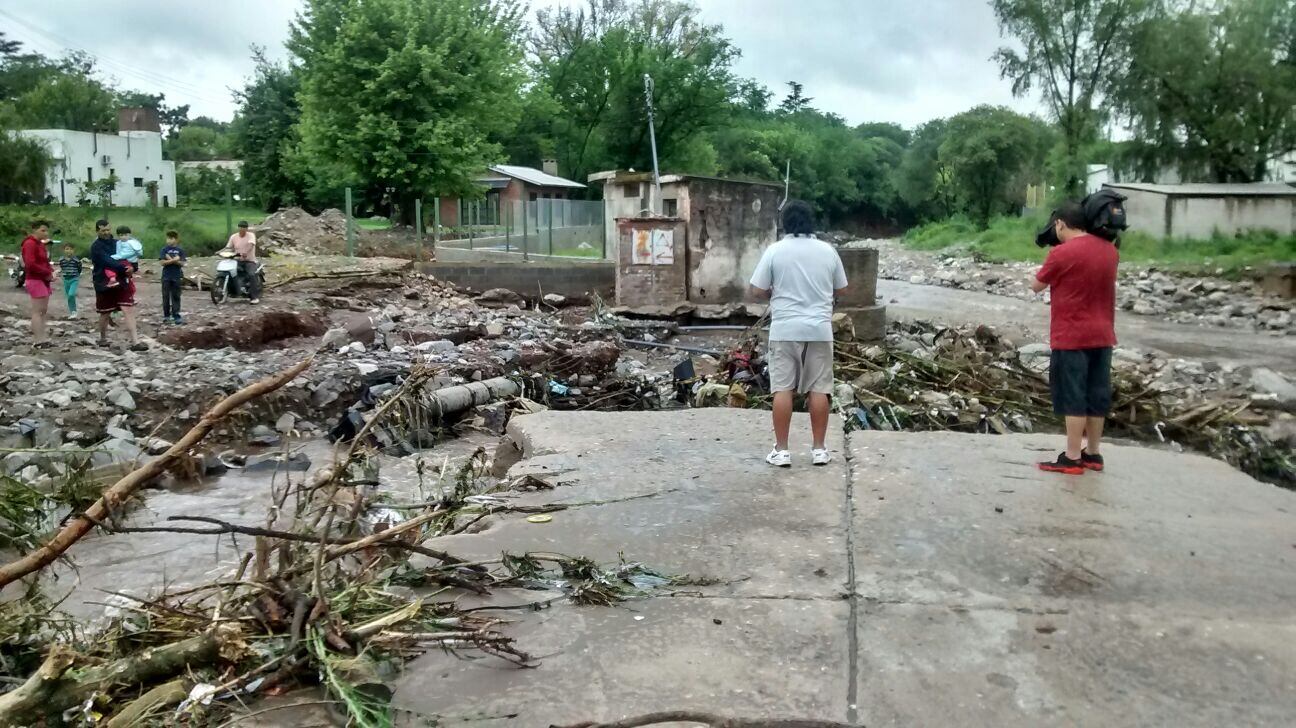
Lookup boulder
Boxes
[107,387,136,411]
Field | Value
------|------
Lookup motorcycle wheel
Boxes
[210,277,228,305]
[13,271,24,288]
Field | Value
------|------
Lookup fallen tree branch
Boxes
[105,677,190,728]
[553,713,859,728]
[0,358,313,589]
[0,624,244,724]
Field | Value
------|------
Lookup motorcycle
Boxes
[6,255,23,288]
[210,251,265,304]
[7,239,57,288]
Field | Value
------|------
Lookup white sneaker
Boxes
[811,448,832,466]
[765,448,791,468]
[67,312,78,320]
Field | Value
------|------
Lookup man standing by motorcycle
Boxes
[223,220,260,304]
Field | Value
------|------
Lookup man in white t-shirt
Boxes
[749,200,848,468]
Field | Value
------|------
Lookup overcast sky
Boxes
[2,0,1043,128]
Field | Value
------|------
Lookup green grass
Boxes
[903,214,1296,272]
[1,204,266,258]
[354,217,393,231]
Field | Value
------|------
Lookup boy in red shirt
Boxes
[1030,202,1119,475]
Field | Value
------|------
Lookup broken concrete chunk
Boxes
[107,387,137,412]
[1250,368,1296,403]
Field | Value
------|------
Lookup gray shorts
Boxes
[769,340,834,394]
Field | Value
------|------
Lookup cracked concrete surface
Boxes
[390,410,1296,727]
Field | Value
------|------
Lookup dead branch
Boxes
[0,623,244,724]
[0,358,313,589]
[553,714,859,728]
[105,677,190,728]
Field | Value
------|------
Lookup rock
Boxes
[3,451,35,475]
[105,425,136,441]
[1017,343,1051,359]
[1250,368,1296,403]
[141,437,174,455]
[311,385,340,408]
[543,293,568,307]
[831,312,855,341]
[107,387,136,411]
[275,412,298,433]
[248,425,281,447]
[1131,301,1158,316]
[342,342,366,354]
[41,390,75,408]
[476,288,526,307]
[484,322,506,338]
[244,452,311,473]
[321,327,350,349]
[415,339,458,354]
[96,438,143,466]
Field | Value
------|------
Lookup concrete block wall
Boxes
[422,260,614,301]
[615,217,687,307]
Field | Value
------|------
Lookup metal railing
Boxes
[438,198,606,260]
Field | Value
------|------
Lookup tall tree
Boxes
[895,119,956,222]
[0,48,117,132]
[939,105,1055,225]
[1113,0,1296,182]
[778,81,813,114]
[992,0,1151,195]
[531,0,737,182]
[290,0,525,221]
[230,49,305,211]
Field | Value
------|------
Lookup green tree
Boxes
[530,0,737,182]
[0,129,52,203]
[230,50,305,211]
[777,81,813,114]
[895,119,955,222]
[1113,0,1296,182]
[290,0,525,221]
[167,123,234,162]
[992,0,1152,195]
[938,105,1054,225]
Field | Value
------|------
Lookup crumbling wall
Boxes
[683,179,781,304]
[422,260,614,301]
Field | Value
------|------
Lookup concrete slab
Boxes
[850,431,1296,616]
[851,430,1296,725]
[392,597,851,726]
[426,410,850,599]
[387,411,1296,726]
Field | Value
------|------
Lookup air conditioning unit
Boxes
[100,155,112,166]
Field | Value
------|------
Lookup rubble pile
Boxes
[834,320,1295,488]
[860,239,1294,334]
[249,206,348,255]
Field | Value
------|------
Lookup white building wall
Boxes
[18,129,177,207]
[1169,196,1295,239]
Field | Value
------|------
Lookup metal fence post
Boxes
[345,187,354,257]
[433,197,441,251]
[468,201,475,250]
[414,198,423,263]
[505,200,511,253]
[522,200,529,262]
[547,199,554,256]
[601,204,607,260]
[224,178,233,238]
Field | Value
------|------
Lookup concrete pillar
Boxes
[837,247,878,306]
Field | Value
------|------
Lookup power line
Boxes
[0,9,232,106]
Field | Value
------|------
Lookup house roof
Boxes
[588,169,781,189]
[487,165,584,189]
[1104,182,1296,197]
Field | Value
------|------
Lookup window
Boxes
[620,182,639,198]
[529,193,538,202]
[663,198,678,217]
[86,167,93,182]
[133,177,144,188]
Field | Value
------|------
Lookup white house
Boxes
[18,114,177,207]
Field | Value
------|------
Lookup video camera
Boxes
[1036,189,1128,248]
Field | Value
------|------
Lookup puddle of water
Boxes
[37,434,500,622]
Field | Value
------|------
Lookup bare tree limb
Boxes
[0,358,313,589]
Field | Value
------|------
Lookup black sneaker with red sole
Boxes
[1038,452,1085,475]
[1081,450,1104,472]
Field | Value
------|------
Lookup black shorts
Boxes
[1050,348,1112,417]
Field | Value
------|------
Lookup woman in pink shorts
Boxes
[20,220,54,350]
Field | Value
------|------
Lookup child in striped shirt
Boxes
[57,243,82,319]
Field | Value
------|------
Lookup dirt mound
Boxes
[250,207,348,255]
[158,310,328,351]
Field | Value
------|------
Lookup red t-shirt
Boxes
[1036,234,1119,350]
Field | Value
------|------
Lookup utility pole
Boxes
[644,74,662,215]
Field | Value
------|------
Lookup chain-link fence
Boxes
[437,198,606,259]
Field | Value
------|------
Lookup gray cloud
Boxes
[6,0,1043,127]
